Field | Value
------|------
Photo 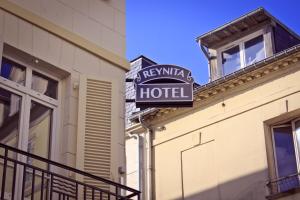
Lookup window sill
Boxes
[266,187,300,200]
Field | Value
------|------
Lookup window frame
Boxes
[292,119,300,171]
[217,29,267,76]
[0,55,60,164]
[271,119,300,187]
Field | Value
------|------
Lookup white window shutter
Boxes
[76,75,113,192]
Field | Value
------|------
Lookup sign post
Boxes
[134,65,194,108]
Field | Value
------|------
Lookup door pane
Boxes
[222,45,241,75]
[0,87,21,196]
[28,101,52,169]
[273,126,299,191]
[245,35,265,66]
[0,87,21,148]
[23,101,52,199]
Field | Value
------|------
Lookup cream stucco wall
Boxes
[143,61,300,200]
[6,0,126,57]
[126,136,140,190]
[0,0,127,185]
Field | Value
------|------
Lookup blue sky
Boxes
[126,0,300,84]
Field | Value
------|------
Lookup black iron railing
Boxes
[0,142,140,200]
[266,172,300,198]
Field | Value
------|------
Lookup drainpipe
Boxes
[198,41,212,82]
[139,114,152,200]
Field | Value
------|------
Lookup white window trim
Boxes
[217,28,268,76]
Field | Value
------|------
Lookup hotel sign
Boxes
[134,65,194,108]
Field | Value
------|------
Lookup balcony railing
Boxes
[266,172,300,199]
[0,142,140,200]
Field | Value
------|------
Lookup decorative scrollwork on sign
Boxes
[134,65,194,108]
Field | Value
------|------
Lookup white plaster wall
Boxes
[8,0,126,57]
[0,0,127,184]
[151,63,300,200]
[126,137,139,190]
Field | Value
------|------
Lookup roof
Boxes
[196,7,300,48]
[129,44,300,123]
[130,55,157,65]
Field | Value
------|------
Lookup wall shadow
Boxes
[155,170,273,200]
[182,170,268,200]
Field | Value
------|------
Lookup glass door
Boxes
[0,56,59,199]
[0,87,22,149]
[27,101,52,167]
[0,86,24,199]
[23,99,53,199]
[0,86,55,199]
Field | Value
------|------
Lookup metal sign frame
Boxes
[134,65,194,108]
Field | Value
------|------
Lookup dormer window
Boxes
[197,8,300,82]
[220,33,266,76]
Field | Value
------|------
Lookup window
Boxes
[222,45,241,75]
[0,55,60,197]
[272,119,300,192]
[220,34,266,76]
[0,56,58,158]
[32,71,58,99]
[245,35,265,65]
[0,58,26,85]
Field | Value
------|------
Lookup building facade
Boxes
[126,8,300,200]
[0,0,139,199]
[125,56,156,200]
